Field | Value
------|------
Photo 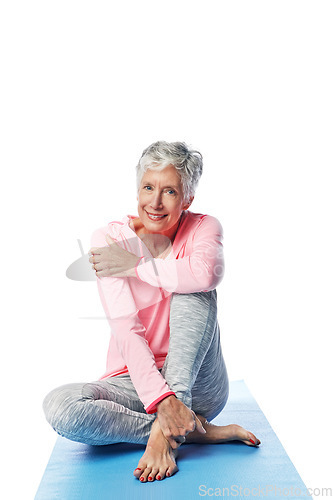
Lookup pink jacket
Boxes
[91,210,224,414]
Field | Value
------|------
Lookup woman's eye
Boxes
[142,186,175,195]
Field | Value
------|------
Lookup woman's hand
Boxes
[156,395,206,449]
[89,235,139,278]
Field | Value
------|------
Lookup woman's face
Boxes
[137,164,193,241]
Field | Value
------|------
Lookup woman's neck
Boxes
[131,211,184,244]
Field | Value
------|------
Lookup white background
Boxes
[1,1,332,498]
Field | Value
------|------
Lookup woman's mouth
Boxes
[146,212,168,221]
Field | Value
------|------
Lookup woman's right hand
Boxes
[156,395,206,449]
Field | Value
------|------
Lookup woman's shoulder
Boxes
[90,224,111,246]
[173,211,223,254]
[184,211,223,233]
[90,215,130,246]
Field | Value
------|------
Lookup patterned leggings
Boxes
[43,290,229,446]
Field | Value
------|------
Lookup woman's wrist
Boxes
[156,394,177,411]
[125,255,142,278]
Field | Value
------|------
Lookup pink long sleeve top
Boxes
[91,210,224,414]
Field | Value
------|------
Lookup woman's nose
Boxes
[150,192,163,209]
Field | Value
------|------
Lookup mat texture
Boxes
[36,380,310,499]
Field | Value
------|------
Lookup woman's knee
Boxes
[192,380,229,421]
[42,383,84,429]
[170,289,217,316]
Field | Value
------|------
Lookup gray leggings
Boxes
[43,290,229,446]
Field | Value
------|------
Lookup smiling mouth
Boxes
[146,212,168,221]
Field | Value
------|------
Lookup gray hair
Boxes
[136,141,203,203]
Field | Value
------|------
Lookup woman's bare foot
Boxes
[185,414,261,446]
[133,418,179,483]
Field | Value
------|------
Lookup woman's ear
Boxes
[183,196,194,211]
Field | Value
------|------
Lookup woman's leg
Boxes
[133,289,233,482]
[43,288,225,448]
[43,290,225,448]
[161,289,229,419]
[43,376,155,446]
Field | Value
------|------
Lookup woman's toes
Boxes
[139,468,152,483]
[154,466,168,481]
[147,468,159,482]
[166,463,179,478]
[229,424,261,446]
[133,467,143,478]
[247,433,261,446]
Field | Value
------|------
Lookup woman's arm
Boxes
[91,228,175,414]
[135,215,224,293]
[91,225,208,447]
[90,215,224,293]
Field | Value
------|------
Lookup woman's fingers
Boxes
[156,397,202,448]
[88,241,138,278]
[88,247,102,255]
[89,253,103,263]
[170,438,182,450]
[162,426,183,449]
[193,411,206,434]
[89,248,111,266]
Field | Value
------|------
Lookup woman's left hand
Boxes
[156,395,206,449]
[89,235,139,278]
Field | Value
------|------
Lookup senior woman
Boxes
[43,141,260,483]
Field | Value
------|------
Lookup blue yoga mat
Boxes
[36,380,310,499]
